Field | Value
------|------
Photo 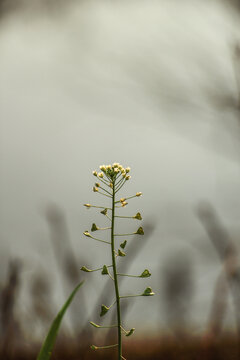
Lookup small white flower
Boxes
[100,165,106,171]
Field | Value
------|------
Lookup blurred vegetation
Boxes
[1,207,240,359]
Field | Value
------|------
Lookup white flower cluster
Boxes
[93,163,131,181]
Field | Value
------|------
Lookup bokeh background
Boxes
[1,0,240,358]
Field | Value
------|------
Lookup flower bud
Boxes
[136,192,142,197]
[98,172,104,178]
[121,201,128,207]
[92,170,98,176]
[95,183,100,187]
[125,167,131,173]
[100,165,106,171]
[83,231,91,237]
[126,175,131,180]
[93,187,98,192]
[84,204,91,208]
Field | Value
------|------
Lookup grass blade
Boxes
[37,281,84,360]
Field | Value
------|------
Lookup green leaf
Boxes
[37,281,84,360]
[100,304,109,317]
[142,286,155,296]
[126,328,135,337]
[120,240,127,249]
[140,269,151,278]
[83,231,91,237]
[101,265,109,275]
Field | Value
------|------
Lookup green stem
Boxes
[99,186,112,196]
[115,195,137,204]
[111,181,122,360]
[90,322,118,328]
[117,273,141,278]
[106,214,112,221]
[120,294,142,299]
[115,215,134,219]
[91,265,113,272]
[116,179,126,193]
[86,205,112,210]
[114,233,136,236]
[97,176,110,187]
[97,190,112,198]
[92,343,118,349]
[90,236,111,244]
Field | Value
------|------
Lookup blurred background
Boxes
[1,0,240,358]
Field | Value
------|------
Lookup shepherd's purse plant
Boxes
[81,163,154,360]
